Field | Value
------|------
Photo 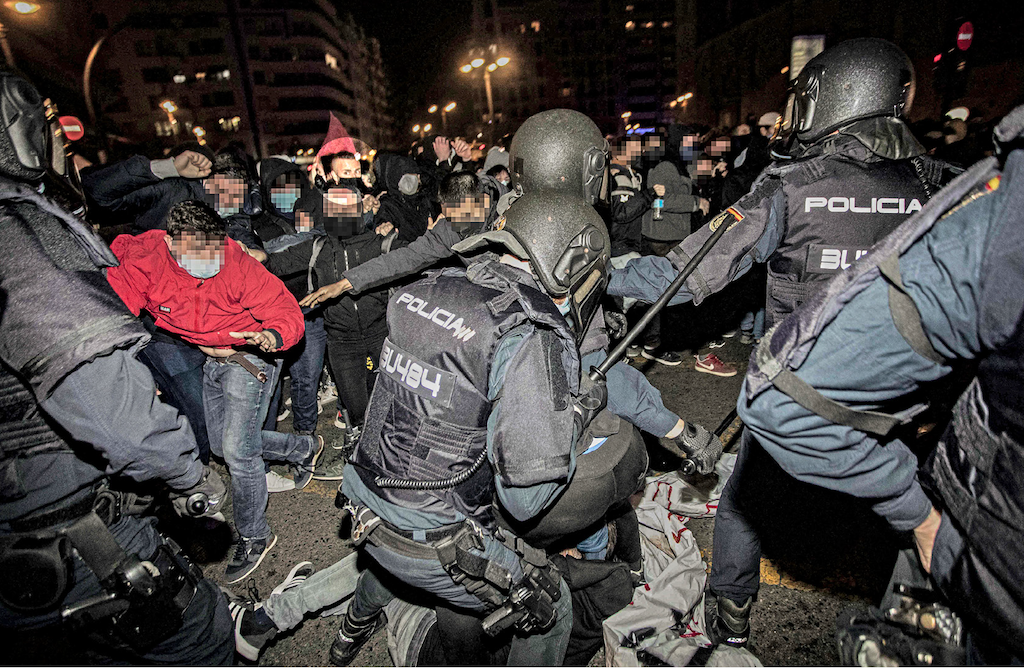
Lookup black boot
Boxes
[329,610,385,666]
[706,593,752,648]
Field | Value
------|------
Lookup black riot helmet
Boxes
[451,191,611,344]
[508,109,609,205]
[0,72,49,182]
[777,38,915,151]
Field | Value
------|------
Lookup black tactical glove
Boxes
[573,370,608,434]
[603,309,628,339]
[170,466,226,519]
[667,422,722,475]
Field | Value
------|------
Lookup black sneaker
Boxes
[292,435,324,490]
[329,611,386,666]
[705,593,752,648]
[225,533,278,584]
[312,455,346,481]
[230,600,278,661]
[641,346,683,366]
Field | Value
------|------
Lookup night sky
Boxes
[343,0,475,131]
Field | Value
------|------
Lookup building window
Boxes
[219,116,241,132]
[252,71,266,85]
[212,69,231,82]
[661,21,672,28]
[325,53,339,70]
[531,20,540,32]
[154,120,177,137]
[561,87,572,97]
[625,21,635,30]
[172,73,187,84]
[189,38,225,56]
[625,4,634,10]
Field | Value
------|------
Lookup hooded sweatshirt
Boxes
[373,154,438,244]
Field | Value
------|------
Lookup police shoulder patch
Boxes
[708,207,743,233]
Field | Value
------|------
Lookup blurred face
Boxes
[330,157,361,180]
[165,231,226,278]
[708,137,730,157]
[614,137,643,165]
[696,157,714,176]
[270,173,302,214]
[323,187,362,238]
[644,135,662,155]
[204,174,246,216]
[442,193,490,224]
[493,168,510,186]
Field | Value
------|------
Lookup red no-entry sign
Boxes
[957,21,974,51]
[59,116,85,142]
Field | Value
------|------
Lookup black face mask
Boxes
[337,178,367,194]
[324,215,363,239]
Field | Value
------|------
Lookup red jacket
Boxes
[107,229,304,350]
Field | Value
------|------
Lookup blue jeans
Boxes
[138,331,211,463]
[203,354,315,540]
[740,307,766,339]
[265,317,327,434]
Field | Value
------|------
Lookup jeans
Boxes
[740,307,766,339]
[137,330,211,464]
[326,329,385,428]
[265,317,327,434]
[363,535,573,666]
[203,353,315,540]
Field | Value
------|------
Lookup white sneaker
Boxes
[335,410,347,431]
[266,470,296,493]
[276,408,291,422]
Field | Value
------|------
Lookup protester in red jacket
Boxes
[107,200,323,583]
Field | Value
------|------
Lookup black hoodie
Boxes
[373,153,438,244]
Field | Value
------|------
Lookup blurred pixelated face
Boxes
[708,138,731,157]
[696,157,715,176]
[643,135,664,159]
[493,168,510,186]
[205,174,247,217]
[165,231,226,278]
[270,173,302,214]
[323,187,362,238]
[330,158,361,180]
[442,193,490,224]
[615,137,643,164]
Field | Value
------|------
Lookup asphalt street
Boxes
[173,315,899,666]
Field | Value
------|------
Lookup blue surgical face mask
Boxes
[271,191,299,213]
[555,298,571,317]
[177,254,222,279]
[217,204,241,218]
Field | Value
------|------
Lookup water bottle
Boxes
[652,196,664,220]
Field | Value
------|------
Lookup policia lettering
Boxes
[804,196,923,215]
[394,292,476,342]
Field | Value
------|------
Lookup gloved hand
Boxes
[603,309,628,339]
[170,466,226,519]
[573,370,608,434]
[667,422,722,475]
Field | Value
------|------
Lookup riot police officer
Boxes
[743,105,1024,665]
[606,38,955,647]
[335,190,611,665]
[0,72,232,664]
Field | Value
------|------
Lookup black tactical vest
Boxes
[350,258,578,528]
[767,157,930,327]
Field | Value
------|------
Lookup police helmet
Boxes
[508,109,609,205]
[452,191,610,344]
[0,72,49,182]
[778,38,915,148]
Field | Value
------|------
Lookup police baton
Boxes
[590,215,734,382]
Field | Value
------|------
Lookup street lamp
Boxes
[428,104,438,114]
[0,1,40,68]
[460,53,510,138]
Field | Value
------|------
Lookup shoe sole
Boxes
[293,436,324,490]
[271,561,314,597]
[233,603,264,661]
[641,350,682,366]
[707,341,727,348]
[695,365,737,377]
[276,409,290,422]
[225,534,279,585]
[312,469,345,481]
